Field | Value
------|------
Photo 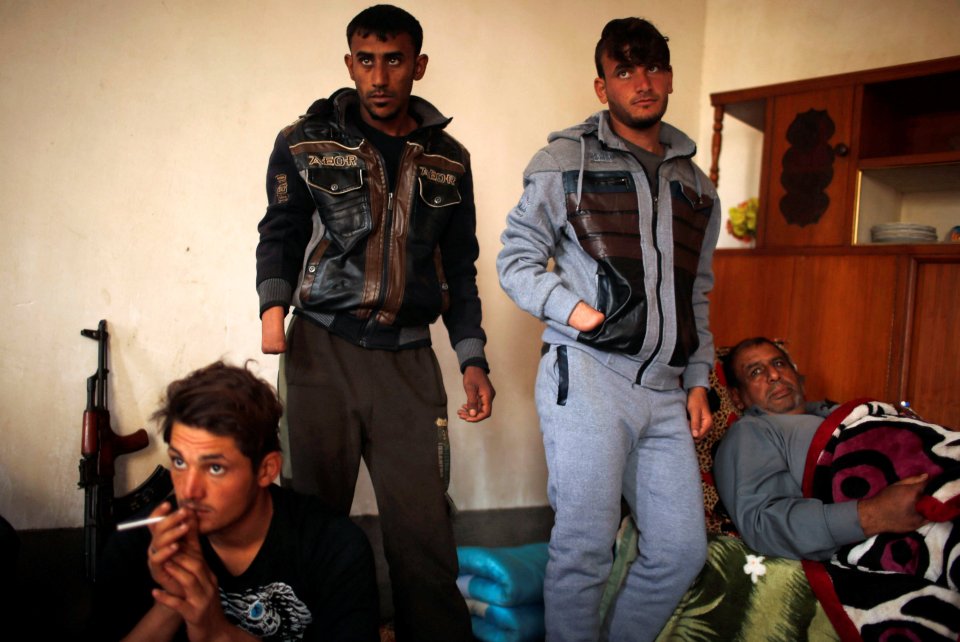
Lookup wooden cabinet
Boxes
[904,260,960,425]
[762,87,855,247]
[710,56,960,249]
[707,58,960,428]
[709,246,958,427]
[709,250,903,406]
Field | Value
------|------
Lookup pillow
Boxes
[698,346,741,536]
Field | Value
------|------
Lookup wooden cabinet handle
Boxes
[834,143,850,157]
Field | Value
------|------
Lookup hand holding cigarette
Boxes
[142,505,229,637]
[139,503,199,599]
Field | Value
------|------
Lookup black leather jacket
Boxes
[257,89,486,359]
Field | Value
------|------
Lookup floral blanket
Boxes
[602,520,837,641]
[802,400,960,642]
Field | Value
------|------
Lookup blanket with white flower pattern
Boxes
[802,400,960,642]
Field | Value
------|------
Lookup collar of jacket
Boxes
[303,88,453,136]
[559,110,702,211]
[596,111,697,161]
[548,110,697,162]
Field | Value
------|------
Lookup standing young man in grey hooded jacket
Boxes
[497,17,720,642]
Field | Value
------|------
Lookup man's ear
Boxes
[344,53,356,81]
[594,77,608,104]
[730,387,744,410]
[413,53,428,81]
[257,451,282,487]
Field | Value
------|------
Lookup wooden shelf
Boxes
[858,161,960,194]
[715,243,960,258]
[858,150,960,171]
[710,55,960,106]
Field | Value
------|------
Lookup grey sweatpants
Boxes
[536,345,707,642]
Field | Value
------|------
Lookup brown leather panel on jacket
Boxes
[578,235,643,260]
[359,140,388,318]
[569,212,642,237]
[670,184,713,277]
[566,190,639,214]
[376,147,419,326]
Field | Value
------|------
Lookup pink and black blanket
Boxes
[801,400,960,642]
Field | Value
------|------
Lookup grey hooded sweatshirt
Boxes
[497,111,721,391]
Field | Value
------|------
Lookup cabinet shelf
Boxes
[858,150,960,171]
[854,160,960,245]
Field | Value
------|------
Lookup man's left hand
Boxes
[457,366,495,422]
[152,552,248,642]
[858,473,929,537]
[687,386,712,440]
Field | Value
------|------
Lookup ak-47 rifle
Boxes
[78,320,171,582]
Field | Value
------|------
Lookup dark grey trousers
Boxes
[280,316,472,641]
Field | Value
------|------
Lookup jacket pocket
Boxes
[413,162,464,246]
[578,261,647,354]
[417,173,462,209]
[306,166,371,251]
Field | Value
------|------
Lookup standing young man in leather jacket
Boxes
[256,5,493,640]
[498,17,720,642]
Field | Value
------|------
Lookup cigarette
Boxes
[116,515,166,531]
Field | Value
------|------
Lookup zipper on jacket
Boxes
[361,142,412,346]
[637,186,665,384]
[637,153,706,384]
[360,192,394,346]
[607,144,667,384]
[376,190,396,312]
[357,142,396,346]
[593,176,629,187]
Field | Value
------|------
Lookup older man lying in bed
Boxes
[713,337,959,642]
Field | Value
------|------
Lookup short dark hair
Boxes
[346,4,423,55]
[152,361,282,469]
[595,17,671,78]
[723,337,796,390]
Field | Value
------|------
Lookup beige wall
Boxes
[0,0,706,529]
[1,0,957,530]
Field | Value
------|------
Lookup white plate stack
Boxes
[870,222,938,243]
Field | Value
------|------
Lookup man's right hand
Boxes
[261,306,287,354]
[568,301,605,332]
[146,504,197,598]
[857,474,929,538]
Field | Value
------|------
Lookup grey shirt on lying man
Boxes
[713,401,867,561]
